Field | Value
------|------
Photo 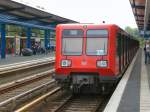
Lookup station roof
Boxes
[130,0,150,31]
[0,0,77,30]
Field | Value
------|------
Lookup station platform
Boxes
[0,52,55,66]
[104,49,150,112]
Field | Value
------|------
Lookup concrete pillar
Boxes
[26,27,31,48]
[1,23,6,59]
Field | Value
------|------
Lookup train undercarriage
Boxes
[55,73,118,94]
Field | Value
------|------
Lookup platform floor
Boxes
[104,49,150,112]
[0,52,55,66]
[117,50,141,112]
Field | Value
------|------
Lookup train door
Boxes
[127,38,130,63]
[123,36,126,68]
[125,37,128,65]
[128,38,131,61]
[122,36,125,69]
[117,33,122,73]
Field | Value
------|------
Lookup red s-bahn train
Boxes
[55,24,139,93]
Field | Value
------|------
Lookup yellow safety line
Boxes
[15,87,60,112]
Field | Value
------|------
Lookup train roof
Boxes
[57,23,118,27]
[57,23,126,32]
[57,23,126,35]
[56,23,139,41]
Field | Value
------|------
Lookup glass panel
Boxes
[63,29,83,37]
[62,38,83,55]
[86,29,108,55]
[62,29,83,55]
[86,38,107,55]
[87,29,108,37]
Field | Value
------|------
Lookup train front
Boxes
[55,24,116,93]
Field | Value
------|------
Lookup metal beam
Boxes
[50,21,66,26]
[131,4,145,9]
[12,16,52,21]
[17,9,45,20]
[26,16,52,21]
[137,23,144,25]
[0,4,38,18]
[0,6,53,25]
[26,27,31,48]
[0,23,6,58]
[0,7,25,14]
[134,14,144,17]
[136,19,144,22]
[0,18,55,30]
[144,0,150,30]
[132,0,141,29]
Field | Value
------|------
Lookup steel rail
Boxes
[0,69,55,93]
[15,87,61,112]
[0,57,52,68]
[0,79,56,111]
[53,95,107,112]
[53,95,73,112]
[0,57,55,74]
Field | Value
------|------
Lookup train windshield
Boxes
[86,29,108,55]
[62,29,83,55]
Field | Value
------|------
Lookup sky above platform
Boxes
[13,0,137,29]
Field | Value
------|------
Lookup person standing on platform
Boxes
[144,40,150,64]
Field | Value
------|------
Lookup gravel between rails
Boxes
[26,92,110,112]
[0,64,53,85]
[0,75,52,103]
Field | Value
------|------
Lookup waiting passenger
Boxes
[144,40,150,64]
[31,45,36,55]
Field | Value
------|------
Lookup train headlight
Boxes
[61,60,71,67]
[97,60,107,67]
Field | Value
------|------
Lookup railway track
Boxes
[0,57,55,85]
[0,57,110,112]
[0,57,55,75]
[0,68,56,112]
[0,69,55,93]
[15,91,110,112]
[49,95,107,112]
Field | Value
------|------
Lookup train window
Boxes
[63,29,83,37]
[86,30,108,55]
[62,29,83,55]
[87,29,108,37]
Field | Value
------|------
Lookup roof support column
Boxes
[49,30,52,49]
[44,29,49,49]
[144,0,150,30]
[26,27,31,48]
[0,23,6,59]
